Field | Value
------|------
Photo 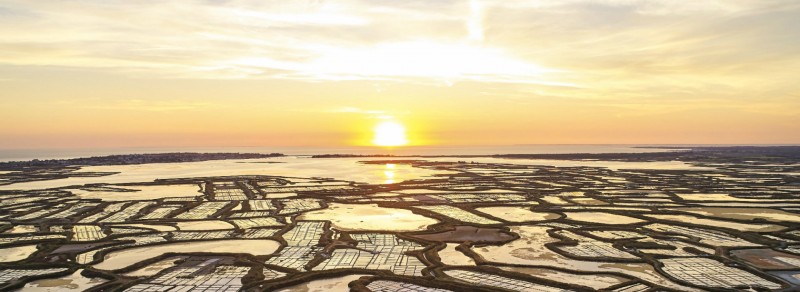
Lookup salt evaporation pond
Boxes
[277,274,370,292]
[68,184,202,201]
[645,214,785,232]
[564,212,644,225]
[474,226,702,291]
[94,239,280,270]
[297,203,439,231]
[17,269,106,291]
[0,244,38,262]
[475,206,560,222]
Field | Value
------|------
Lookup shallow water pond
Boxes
[564,212,643,225]
[671,207,800,223]
[276,274,370,292]
[123,256,185,277]
[297,203,438,231]
[498,266,627,290]
[0,244,38,262]
[475,206,559,222]
[94,239,280,270]
[438,243,475,266]
[17,269,106,291]
[645,214,785,232]
[175,220,235,231]
[69,184,202,201]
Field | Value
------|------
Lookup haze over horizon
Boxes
[1,0,799,149]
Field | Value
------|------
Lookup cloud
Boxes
[0,0,557,84]
[0,0,797,102]
[491,0,798,15]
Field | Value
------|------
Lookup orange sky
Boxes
[1,0,798,149]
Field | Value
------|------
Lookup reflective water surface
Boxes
[0,244,38,262]
[297,203,439,231]
[17,269,106,291]
[0,157,453,190]
[94,239,280,270]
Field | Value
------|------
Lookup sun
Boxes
[372,121,408,146]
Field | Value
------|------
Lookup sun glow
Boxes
[232,41,558,84]
[372,121,408,147]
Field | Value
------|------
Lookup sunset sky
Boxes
[1,0,799,149]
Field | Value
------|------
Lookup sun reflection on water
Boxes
[383,163,396,184]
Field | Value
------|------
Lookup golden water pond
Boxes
[297,203,438,231]
[94,239,280,270]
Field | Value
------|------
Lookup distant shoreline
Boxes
[313,146,800,162]
[1,145,798,171]
[0,152,284,170]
